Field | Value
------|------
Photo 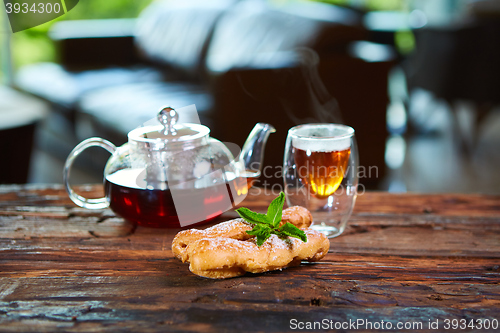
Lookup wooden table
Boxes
[0,185,499,332]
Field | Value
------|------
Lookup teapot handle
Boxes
[63,137,116,209]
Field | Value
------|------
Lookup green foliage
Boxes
[314,0,405,11]
[12,32,55,67]
[366,0,404,11]
[64,0,153,20]
[11,0,154,68]
[395,29,416,54]
[314,0,349,6]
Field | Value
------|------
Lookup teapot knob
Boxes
[158,107,179,135]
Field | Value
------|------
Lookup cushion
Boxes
[135,0,236,78]
[77,81,213,136]
[15,63,163,108]
[206,0,363,73]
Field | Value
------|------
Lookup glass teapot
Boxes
[64,107,275,228]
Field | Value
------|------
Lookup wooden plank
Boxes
[0,185,499,332]
[1,259,498,304]
[1,223,499,257]
[1,185,499,216]
[1,300,497,333]
[1,187,499,236]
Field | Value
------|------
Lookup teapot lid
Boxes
[128,107,210,150]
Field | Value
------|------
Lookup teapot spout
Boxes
[239,123,276,177]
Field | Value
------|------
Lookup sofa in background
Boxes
[15,0,396,188]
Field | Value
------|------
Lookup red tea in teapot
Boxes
[104,168,253,228]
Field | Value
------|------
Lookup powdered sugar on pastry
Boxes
[172,206,313,261]
[171,206,328,279]
[172,219,252,261]
[184,229,330,279]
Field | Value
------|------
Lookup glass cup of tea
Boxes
[283,124,358,238]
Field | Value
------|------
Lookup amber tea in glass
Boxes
[284,124,358,238]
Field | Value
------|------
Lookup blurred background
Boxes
[1,0,499,193]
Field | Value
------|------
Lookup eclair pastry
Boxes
[172,206,329,279]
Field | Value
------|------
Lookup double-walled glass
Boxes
[283,124,358,238]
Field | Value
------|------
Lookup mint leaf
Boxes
[246,224,272,246]
[277,222,307,243]
[236,207,270,225]
[236,192,308,247]
[267,192,285,228]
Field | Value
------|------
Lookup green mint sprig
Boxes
[236,192,307,246]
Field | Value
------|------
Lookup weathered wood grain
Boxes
[0,185,499,332]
